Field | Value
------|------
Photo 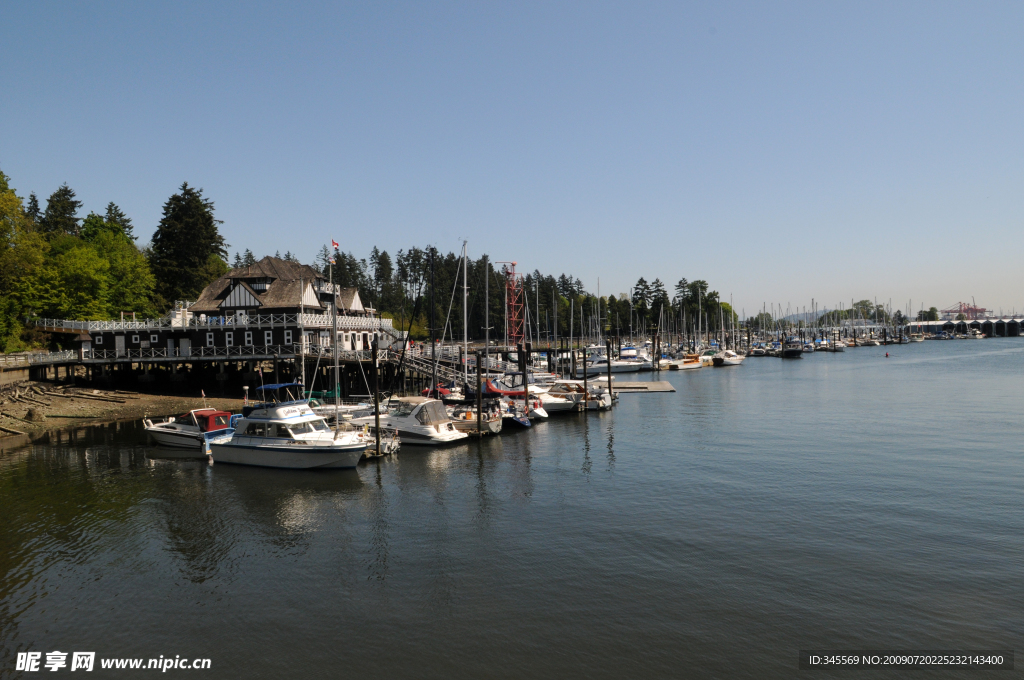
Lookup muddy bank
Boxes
[0,381,243,444]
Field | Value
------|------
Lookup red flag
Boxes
[331,239,339,249]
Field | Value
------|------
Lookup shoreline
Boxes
[0,380,243,450]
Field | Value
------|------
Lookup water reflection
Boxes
[366,460,391,586]
[581,413,592,477]
[606,424,615,472]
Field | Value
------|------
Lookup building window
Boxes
[131,334,139,344]
[225,332,233,347]
[150,334,158,343]
[245,331,252,346]
[206,333,215,347]
[264,330,273,345]
[284,330,292,345]
[94,335,103,345]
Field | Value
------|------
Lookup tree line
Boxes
[0,169,226,351]
[2,166,765,351]
[311,244,739,344]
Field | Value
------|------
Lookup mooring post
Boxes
[371,338,381,457]
[476,350,483,438]
[605,338,614,403]
[582,344,588,412]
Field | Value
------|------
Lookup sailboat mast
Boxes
[331,258,338,431]
[484,255,489,378]
[463,242,468,389]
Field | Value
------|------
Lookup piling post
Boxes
[476,350,483,438]
[582,344,588,412]
[605,339,614,403]
[371,338,381,457]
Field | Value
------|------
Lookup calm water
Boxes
[2,340,1022,678]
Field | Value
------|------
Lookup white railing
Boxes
[34,313,395,332]
[0,350,78,366]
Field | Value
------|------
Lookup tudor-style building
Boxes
[38,256,403,360]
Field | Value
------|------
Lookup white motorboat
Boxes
[210,399,367,469]
[352,397,468,445]
[449,402,503,435]
[144,408,234,450]
[711,350,744,366]
[668,355,702,369]
[550,379,612,410]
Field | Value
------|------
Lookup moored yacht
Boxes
[352,397,468,445]
[144,408,234,450]
[210,398,367,469]
[712,350,744,366]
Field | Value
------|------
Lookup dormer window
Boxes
[250,278,270,291]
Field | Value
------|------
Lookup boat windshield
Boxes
[415,401,449,425]
[390,401,418,417]
[286,420,329,436]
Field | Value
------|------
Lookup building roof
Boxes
[225,257,321,282]
[191,256,326,314]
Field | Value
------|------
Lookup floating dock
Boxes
[610,381,675,393]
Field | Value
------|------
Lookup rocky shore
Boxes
[0,381,243,445]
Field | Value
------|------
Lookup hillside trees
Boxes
[0,172,47,349]
[149,182,228,308]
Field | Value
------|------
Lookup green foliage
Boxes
[0,169,162,349]
[917,307,939,321]
[39,235,111,320]
[40,183,83,237]
[0,171,47,349]
[89,230,156,316]
[104,202,134,240]
[149,182,228,308]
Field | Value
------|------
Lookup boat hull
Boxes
[147,428,203,448]
[453,418,502,435]
[209,441,366,469]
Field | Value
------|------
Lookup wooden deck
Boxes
[610,381,675,393]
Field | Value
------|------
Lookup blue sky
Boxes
[4,2,1023,316]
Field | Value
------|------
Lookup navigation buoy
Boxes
[885,352,889,357]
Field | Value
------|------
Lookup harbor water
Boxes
[2,339,1021,678]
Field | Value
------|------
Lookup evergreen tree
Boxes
[40,183,83,237]
[651,278,671,318]
[25,192,40,225]
[233,252,243,268]
[673,278,689,312]
[148,182,228,308]
[104,202,134,239]
[242,249,256,266]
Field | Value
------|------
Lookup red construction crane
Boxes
[496,261,524,347]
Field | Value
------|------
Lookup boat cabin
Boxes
[180,408,233,432]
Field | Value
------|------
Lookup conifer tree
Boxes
[233,252,243,268]
[148,182,228,308]
[40,183,83,237]
[25,192,40,226]
[104,202,134,239]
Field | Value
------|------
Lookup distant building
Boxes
[38,256,402,359]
